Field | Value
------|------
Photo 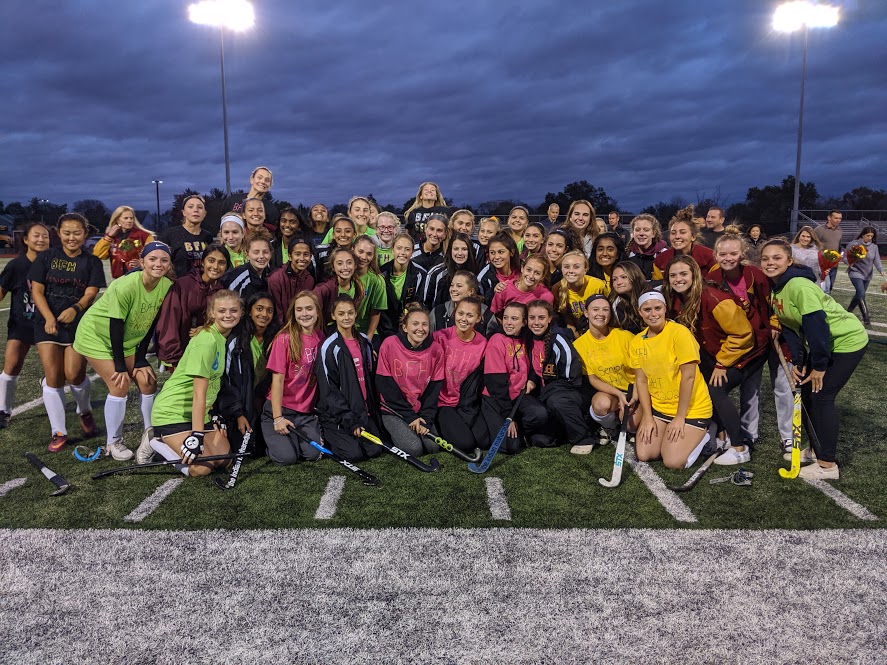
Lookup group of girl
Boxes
[0,195,868,483]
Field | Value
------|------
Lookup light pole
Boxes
[152,180,163,228]
[773,1,839,237]
[188,0,255,197]
[38,198,50,222]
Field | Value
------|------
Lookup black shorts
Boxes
[33,319,78,346]
[154,422,213,439]
[652,408,709,431]
[7,318,35,345]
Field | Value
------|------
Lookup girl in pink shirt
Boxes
[432,295,489,452]
[260,290,325,465]
[490,254,554,317]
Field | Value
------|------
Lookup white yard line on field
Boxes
[314,476,346,520]
[803,478,879,521]
[123,479,183,523]
[627,452,698,523]
[10,373,100,417]
[485,477,512,521]
[0,477,27,497]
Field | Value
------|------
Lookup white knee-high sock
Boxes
[42,379,67,435]
[70,376,92,415]
[139,392,156,430]
[0,372,19,413]
[104,395,127,443]
[150,438,189,476]
[685,433,711,468]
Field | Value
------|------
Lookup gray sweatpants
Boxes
[260,401,322,465]
[381,414,440,457]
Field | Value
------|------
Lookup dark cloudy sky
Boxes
[1,1,884,216]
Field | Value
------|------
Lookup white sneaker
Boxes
[570,444,594,455]
[783,446,817,463]
[598,428,616,446]
[798,462,839,480]
[781,439,793,455]
[106,437,134,461]
[714,446,751,465]
[136,427,155,465]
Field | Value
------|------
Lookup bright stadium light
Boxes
[772,1,840,237]
[188,0,255,31]
[188,0,255,195]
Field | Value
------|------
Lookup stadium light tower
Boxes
[188,0,255,196]
[151,180,163,228]
[772,1,840,237]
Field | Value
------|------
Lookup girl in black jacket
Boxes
[221,231,273,301]
[217,291,279,456]
[379,233,426,339]
[315,294,384,461]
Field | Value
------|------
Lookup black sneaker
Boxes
[0,411,9,429]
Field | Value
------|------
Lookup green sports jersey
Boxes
[356,272,388,333]
[151,326,227,427]
[377,245,393,266]
[771,277,868,354]
[73,271,172,360]
[321,226,377,245]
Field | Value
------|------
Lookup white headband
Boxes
[637,291,666,307]
[220,214,245,230]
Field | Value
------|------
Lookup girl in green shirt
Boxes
[352,235,388,341]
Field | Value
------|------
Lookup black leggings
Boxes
[802,346,867,463]
[435,406,489,451]
[700,353,767,446]
[542,389,594,447]
[480,395,549,452]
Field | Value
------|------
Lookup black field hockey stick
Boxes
[598,385,634,489]
[468,392,524,474]
[667,452,719,492]
[359,430,440,472]
[773,341,802,479]
[308,440,380,487]
[24,452,73,496]
[381,408,482,464]
[91,452,249,479]
[213,431,251,490]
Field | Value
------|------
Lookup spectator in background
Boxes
[608,211,631,246]
[544,203,560,229]
[813,210,843,293]
[745,224,766,265]
[699,207,727,249]
[844,226,884,326]
[308,203,330,247]
[92,206,155,278]
[403,182,451,241]
[791,226,829,290]
[221,166,278,234]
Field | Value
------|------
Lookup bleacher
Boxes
[799,210,887,245]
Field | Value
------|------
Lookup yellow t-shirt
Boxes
[564,276,607,322]
[574,328,635,392]
[629,320,712,420]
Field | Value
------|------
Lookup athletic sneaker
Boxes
[784,446,817,463]
[0,411,9,429]
[569,444,594,455]
[80,411,98,438]
[105,437,134,461]
[136,428,156,465]
[714,446,751,465]
[798,462,839,480]
[598,428,617,446]
[47,432,68,452]
[781,439,793,455]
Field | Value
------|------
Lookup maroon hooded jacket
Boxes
[156,269,223,366]
[267,264,315,325]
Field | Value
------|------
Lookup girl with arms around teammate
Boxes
[477,233,521,306]
[30,213,106,452]
[74,242,173,461]
[315,294,385,461]
[0,222,50,427]
[429,269,493,334]
[490,254,554,317]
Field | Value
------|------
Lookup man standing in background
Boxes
[814,209,843,293]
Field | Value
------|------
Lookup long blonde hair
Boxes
[276,290,321,364]
[201,290,242,332]
[554,250,589,313]
[110,205,151,234]
[403,181,446,221]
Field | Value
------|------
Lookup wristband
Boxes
[72,303,83,313]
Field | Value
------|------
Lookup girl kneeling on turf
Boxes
[432,295,490,452]
[260,291,325,465]
[573,294,638,452]
[376,303,445,456]
[631,291,713,469]
[315,294,385,461]
[148,290,241,477]
[74,242,173,461]
[30,213,107,452]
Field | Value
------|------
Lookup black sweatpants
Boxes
[802,346,866,463]
[480,394,550,452]
[436,406,490,452]
[699,353,767,446]
[320,419,384,462]
[542,389,594,448]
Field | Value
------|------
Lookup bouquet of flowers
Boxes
[822,249,841,268]
[115,237,143,270]
[848,244,867,262]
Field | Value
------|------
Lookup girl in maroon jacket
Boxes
[654,206,716,277]
[375,303,445,457]
[156,244,230,371]
[267,237,315,325]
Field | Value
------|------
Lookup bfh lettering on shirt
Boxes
[50,257,80,272]
[392,357,432,380]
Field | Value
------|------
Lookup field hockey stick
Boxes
[24,452,73,496]
[381,407,482,463]
[358,431,440,472]
[91,452,249,479]
[773,340,802,479]
[213,431,251,490]
[468,392,524,474]
[599,385,634,488]
[667,451,720,492]
[308,440,380,487]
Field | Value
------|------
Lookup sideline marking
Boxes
[803,478,879,521]
[0,477,26,497]
[315,476,346,520]
[627,452,698,523]
[485,477,512,521]
[123,479,183,523]
[11,373,101,417]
